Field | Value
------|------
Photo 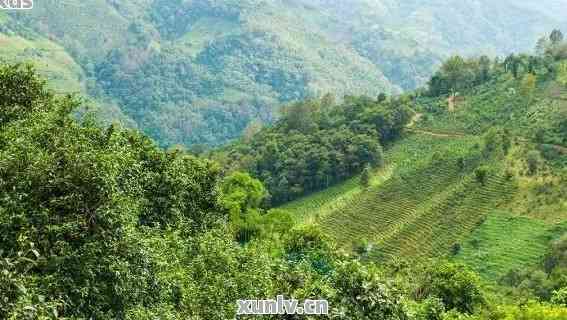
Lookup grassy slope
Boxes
[0,34,84,93]
[283,133,496,252]
[279,165,394,225]
[316,133,515,258]
[454,211,567,279]
[0,33,138,129]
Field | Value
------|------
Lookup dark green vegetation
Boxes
[2,0,567,147]
[0,63,414,319]
[217,95,411,204]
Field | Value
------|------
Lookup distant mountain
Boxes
[1,0,566,146]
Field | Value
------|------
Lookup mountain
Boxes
[2,0,567,147]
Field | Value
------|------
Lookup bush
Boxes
[526,151,542,175]
[419,263,484,314]
[551,287,567,307]
[332,261,409,320]
[475,166,490,185]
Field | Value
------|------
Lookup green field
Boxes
[279,165,394,225]
[454,212,567,279]
[280,128,565,280]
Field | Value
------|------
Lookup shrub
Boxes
[418,262,484,314]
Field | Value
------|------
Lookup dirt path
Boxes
[407,128,468,138]
[406,112,567,154]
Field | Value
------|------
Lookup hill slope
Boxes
[3,0,567,146]
[278,47,567,280]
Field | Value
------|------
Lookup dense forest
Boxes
[216,95,412,204]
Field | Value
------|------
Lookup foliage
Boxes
[360,164,372,189]
[332,261,408,320]
[0,63,50,125]
[557,61,567,86]
[455,213,565,280]
[474,166,490,185]
[493,303,567,320]
[318,133,516,259]
[416,37,567,147]
[1,24,567,320]
[526,151,541,175]
[551,287,567,307]
[220,172,267,219]
[219,95,410,204]
[418,262,484,314]
[0,63,228,318]
[520,73,537,98]
[428,56,493,96]
[550,30,564,45]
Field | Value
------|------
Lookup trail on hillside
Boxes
[407,129,467,138]
[407,113,567,154]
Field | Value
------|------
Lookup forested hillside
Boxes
[2,0,566,147]
[216,94,412,204]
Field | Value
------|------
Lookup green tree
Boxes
[360,164,372,189]
[281,100,319,133]
[332,261,408,319]
[475,166,490,185]
[415,297,445,320]
[418,263,484,314]
[220,172,267,217]
[536,36,551,56]
[0,64,225,318]
[526,150,541,175]
[0,63,51,125]
[220,172,269,242]
[544,234,567,273]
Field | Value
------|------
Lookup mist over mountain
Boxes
[1,0,566,146]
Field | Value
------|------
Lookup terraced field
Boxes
[279,166,394,225]
[372,170,516,259]
[282,129,561,276]
[310,133,520,260]
[454,212,567,279]
[281,133,475,223]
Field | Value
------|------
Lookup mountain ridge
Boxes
[2,0,567,147]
